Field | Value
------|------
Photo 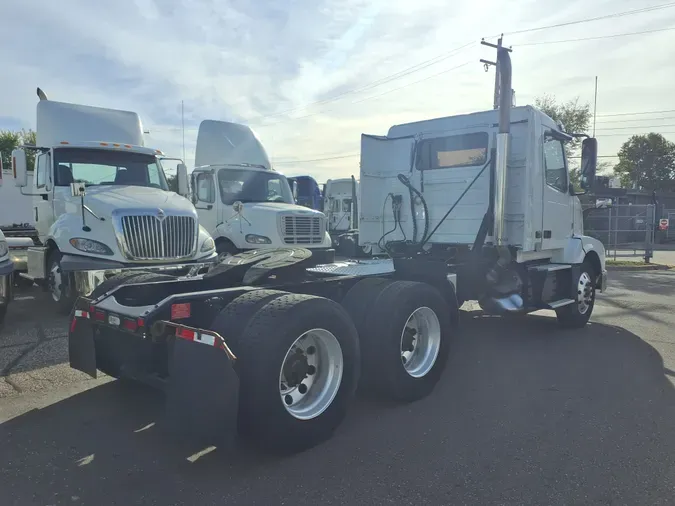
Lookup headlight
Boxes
[69,238,114,255]
[200,237,215,252]
[0,241,7,258]
[245,234,272,245]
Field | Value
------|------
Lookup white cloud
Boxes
[1,0,674,182]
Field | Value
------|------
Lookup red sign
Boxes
[171,303,191,320]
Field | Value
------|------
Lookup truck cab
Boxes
[324,177,359,235]
[189,120,333,260]
[10,93,217,312]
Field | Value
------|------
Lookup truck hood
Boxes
[241,202,324,216]
[76,186,196,216]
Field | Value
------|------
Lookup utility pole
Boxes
[480,35,513,109]
[181,100,186,162]
[592,76,598,137]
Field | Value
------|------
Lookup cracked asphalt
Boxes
[1,271,675,505]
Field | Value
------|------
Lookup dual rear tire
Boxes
[212,279,454,454]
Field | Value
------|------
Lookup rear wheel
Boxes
[556,260,596,329]
[236,293,360,454]
[354,280,452,402]
[216,239,239,261]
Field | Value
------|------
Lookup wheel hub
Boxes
[400,307,442,379]
[278,329,343,420]
[49,263,62,302]
[577,272,594,315]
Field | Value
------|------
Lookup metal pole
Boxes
[181,100,186,161]
[592,76,598,137]
[493,36,503,110]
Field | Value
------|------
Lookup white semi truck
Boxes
[10,90,217,313]
[68,50,606,456]
[189,120,334,262]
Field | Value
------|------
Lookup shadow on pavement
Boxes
[609,270,675,297]
[2,314,675,505]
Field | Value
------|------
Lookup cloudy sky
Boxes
[1,0,674,182]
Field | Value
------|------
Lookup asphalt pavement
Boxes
[1,271,675,505]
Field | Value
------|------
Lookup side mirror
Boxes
[70,182,86,197]
[11,148,27,187]
[291,180,298,201]
[177,163,189,196]
[580,138,598,190]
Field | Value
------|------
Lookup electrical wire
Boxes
[514,26,675,46]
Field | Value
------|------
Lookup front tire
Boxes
[47,251,76,315]
[236,293,360,454]
[556,260,596,329]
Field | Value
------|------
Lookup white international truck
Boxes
[10,90,217,313]
[188,120,334,262]
[67,50,606,456]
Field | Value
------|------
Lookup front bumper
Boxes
[0,258,15,307]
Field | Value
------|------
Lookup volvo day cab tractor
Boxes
[67,49,606,457]
[189,120,334,262]
[11,89,218,313]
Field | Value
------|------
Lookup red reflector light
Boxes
[171,303,191,320]
[176,327,197,341]
[137,318,145,328]
[122,319,138,331]
[94,310,106,322]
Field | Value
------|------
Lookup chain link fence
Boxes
[583,203,656,262]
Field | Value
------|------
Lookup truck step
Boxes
[548,298,575,309]
[528,263,572,272]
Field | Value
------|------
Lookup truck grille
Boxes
[119,214,196,260]
[281,215,324,245]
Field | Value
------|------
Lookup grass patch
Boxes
[606,260,673,269]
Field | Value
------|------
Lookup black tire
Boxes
[13,274,34,289]
[358,280,452,402]
[209,289,288,356]
[47,251,76,315]
[216,239,239,257]
[341,277,393,340]
[556,260,596,329]
[92,272,175,378]
[236,293,360,454]
[0,305,6,325]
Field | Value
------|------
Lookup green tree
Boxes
[535,94,592,188]
[613,133,675,191]
[0,128,37,173]
[165,173,179,193]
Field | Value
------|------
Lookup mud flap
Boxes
[68,309,98,378]
[164,337,239,451]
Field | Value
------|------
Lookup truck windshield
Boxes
[53,148,169,190]
[217,168,293,205]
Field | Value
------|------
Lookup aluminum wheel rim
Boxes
[577,271,594,315]
[49,263,62,302]
[279,328,343,420]
[400,306,441,378]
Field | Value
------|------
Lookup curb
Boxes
[606,264,672,272]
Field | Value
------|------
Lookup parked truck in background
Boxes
[189,120,334,262]
[68,49,606,456]
[9,89,217,313]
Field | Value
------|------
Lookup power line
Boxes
[596,115,675,124]
[260,61,472,127]
[490,3,675,38]
[248,42,476,123]
[596,132,675,137]
[515,26,675,46]
[273,153,359,165]
[596,109,675,118]
[598,124,675,131]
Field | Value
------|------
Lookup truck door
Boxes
[417,130,491,245]
[192,170,218,236]
[33,152,55,242]
[541,136,572,250]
